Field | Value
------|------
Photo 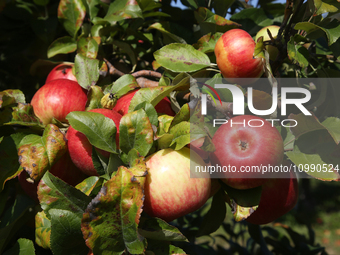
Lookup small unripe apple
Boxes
[31,79,88,125]
[112,90,175,116]
[210,115,284,190]
[45,63,77,83]
[144,147,211,222]
[246,171,298,225]
[214,29,264,85]
[66,108,122,176]
[255,25,280,61]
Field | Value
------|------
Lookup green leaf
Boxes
[230,8,272,35]
[295,20,340,45]
[0,133,26,191]
[0,89,25,108]
[197,189,227,237]
[67,111,118,153]
[85,0,101,21]
[74,53,100,90]
[138,217,188,242]
[38,171,92,219]
[104,0,143,23]
[213,0,235,17]
[85,85,104,111]
[195,7,241,34]
[170,103,190,128]
[75,176,100,196]
[119,109,154,157]
[193,33,223,53]
[3,238,35,255]
[169,122,206,150]
[313,0,338,15]
[0,195,35,254]
[112,40,137,72]
[104,74,139,98]
[81,165,147,255]
[154,43,211,73]
[133,101,158,126]
[47,36,77,58]
[50,209,88,255]
[58,0,86,37]
[18,124,67,182]
[322,117,340,144]
[35,211,51,250]
[287,34,310,68]
[286,130,340,181]
[129,84,190,113]
[148,22,186,44]
[77,37,99,59]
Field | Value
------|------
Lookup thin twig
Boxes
[132,70,162,79]
[104,58,125,77]
[136,77,159,88]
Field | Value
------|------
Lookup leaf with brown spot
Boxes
[81,165,147,255]
[38,171,92,219]
[231,200,258,222]
[18,124,67,182]
[58,0,86,38]
[77,37,99,59]
[119,108,154,157]
[104,0,143,23]
[35,211,51,249]
[0,89,25,108]
[4,103,44,128]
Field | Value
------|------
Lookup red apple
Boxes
[255,25,280,61]
[66,108,122,176]
[143,147,211,222]
[214,29,264,85]
[112,89,175,116]
[45,63,77,83]
[31,79,88,125]
[246,171,298,225]
[210,115,284,190]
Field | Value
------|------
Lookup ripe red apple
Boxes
[210,115,284,190]
[112,89,175,116]
[246,171,298,225]
[45,63,77,83]
[18,151,87,202]
[31,79,88,125]
[66,108,122,176]
[255,25,280,61]
[143,147,211,222]
[214,29,264,85]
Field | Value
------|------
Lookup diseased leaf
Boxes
[193,33,223,53]
[231,200,258,222]
[104,0,143,23]
[154,43,211,73]
[81,165,147,255]
[75,176,100,196]
[0,89,25,108]
[47,36,77,58]
[18,124,67,182]
[4,103,44,128]
[77,37,99,59]
[35,211,51,249]
[38,171,92,219]
[58,0,86,37]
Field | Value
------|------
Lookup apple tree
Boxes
[0,0,340,254]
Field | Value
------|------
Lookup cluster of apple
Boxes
[20,26,298,227]
[211,28,298,224]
